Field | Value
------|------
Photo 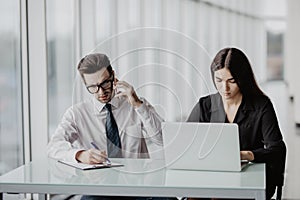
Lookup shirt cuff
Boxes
[68,148,85,163]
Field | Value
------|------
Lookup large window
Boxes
[45,0,267,135]
[260,0,286,81]
[0,0,23,174]
[46,0,76,136]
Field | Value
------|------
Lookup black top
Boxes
[187,93,286,164]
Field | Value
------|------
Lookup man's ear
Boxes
[112,70,116,82]
[81,73,87,85]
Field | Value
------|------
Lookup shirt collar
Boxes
[93,96,121,114]
[240,96,255,112]
[210,93,254,113]
[210,93,223,113]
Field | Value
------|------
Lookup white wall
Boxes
[285,0,300,124]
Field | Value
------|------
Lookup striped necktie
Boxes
[105,103,122,158]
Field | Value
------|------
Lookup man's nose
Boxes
[97,87,105,94]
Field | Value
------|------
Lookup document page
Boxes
[58,160,124,170]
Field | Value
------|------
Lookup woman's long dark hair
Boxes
[210,47,265,97]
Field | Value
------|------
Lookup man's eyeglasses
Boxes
[86,74,114,94]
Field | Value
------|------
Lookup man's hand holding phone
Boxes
[113,78,143,108]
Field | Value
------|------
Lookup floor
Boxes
[3,81,300,200]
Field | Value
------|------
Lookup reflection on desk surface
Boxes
[50,158,167,186]
[165,163,265,189]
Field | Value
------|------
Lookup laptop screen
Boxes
[162,122,243,172]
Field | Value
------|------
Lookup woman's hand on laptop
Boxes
[240,151,254,161]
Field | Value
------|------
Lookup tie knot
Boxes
[105,103,112,112]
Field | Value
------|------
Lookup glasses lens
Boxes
[87,76,113,94]
[87,86,98,94]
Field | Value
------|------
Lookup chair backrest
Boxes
[274,142,287,200]
[276,186,283,200]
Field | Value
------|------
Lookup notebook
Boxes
[58,160,124,170]
[162,122,249,172]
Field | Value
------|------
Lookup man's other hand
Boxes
[75,149,108,164]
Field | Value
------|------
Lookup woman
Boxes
[187,47,286,200]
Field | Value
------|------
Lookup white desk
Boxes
[0,158,265,199]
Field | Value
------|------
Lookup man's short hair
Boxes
[77,53,113,82]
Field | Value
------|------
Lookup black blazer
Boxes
[187,93,285,163]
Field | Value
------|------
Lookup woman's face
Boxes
[214,67,242,100]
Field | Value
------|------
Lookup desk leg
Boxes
[0,193,3,200]
[256,191,265,200]
[38,194,47,200]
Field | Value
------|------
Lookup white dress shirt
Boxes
[47,96,164,162]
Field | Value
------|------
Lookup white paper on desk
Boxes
[58,160,124,170]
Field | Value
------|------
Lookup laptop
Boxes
[162,122,249,172]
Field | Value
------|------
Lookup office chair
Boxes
[268,142,286,200]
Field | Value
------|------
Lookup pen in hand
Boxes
[90,142,111,165]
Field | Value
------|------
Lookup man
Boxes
[47,53,173,200]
